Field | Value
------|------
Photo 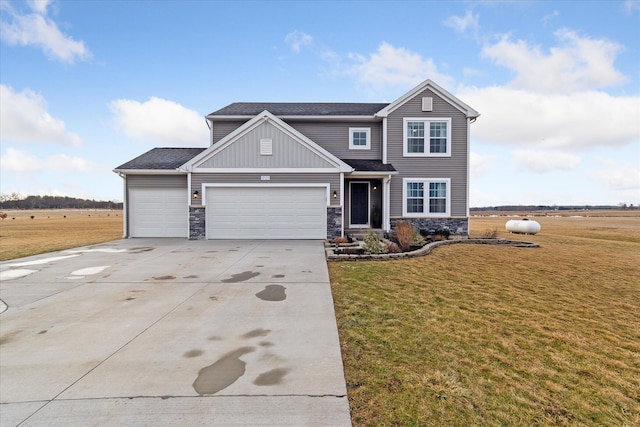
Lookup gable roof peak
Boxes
[376,79,480,119]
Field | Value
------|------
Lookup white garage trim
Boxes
[204,184,329,240]
[202,183,331,206]
[128,188,188,237]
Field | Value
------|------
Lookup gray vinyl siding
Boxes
[212,121,246,144]
[387,88,468,217]
[211,119,383,159]
[287,121,382,159]
[191,172,341,206]
[126,175,187,188]
[199,121,334,169]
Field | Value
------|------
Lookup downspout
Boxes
[466,117,471,219]
[118,173,128,238]
[383,175,391,232]
[187,172,192,239]
[340,172,345,237]
[382,117,388,164]
[205,118,213,146]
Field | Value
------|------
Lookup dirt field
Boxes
[0,209,123,261]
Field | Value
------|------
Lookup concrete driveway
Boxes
[0,239,351,426]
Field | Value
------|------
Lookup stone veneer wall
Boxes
[327,206,343,239]
[390,217,469,236]
[189,206,206,240]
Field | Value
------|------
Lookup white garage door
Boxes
[129,188,187,237]
[206,187,327,239]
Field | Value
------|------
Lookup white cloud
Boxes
[109,97,208,146]
[348,42,455,91]
[457,85,640,149]
[595,159,640,191]
[285,30,313,53]
[443,10,479,34]
[482,29,626,93]
[541,10,559,26]
[0,0,91,63]
[0,147,103,172]
[0,84,83,147]
[27,0,54,15]
[512,149,581,173]
[625,0,640,14]
[470,152,494,178]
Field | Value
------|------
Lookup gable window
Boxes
[402,178,450,217]
[403,118,451,157]
[349,127,370,150]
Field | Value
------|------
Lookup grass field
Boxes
[329,211,640,426]
[0,209,123,261]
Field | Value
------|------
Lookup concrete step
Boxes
[345,228,385,240]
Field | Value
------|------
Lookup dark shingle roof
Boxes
[115,147,206,170]
[341,159,397,172]
[209,102,389,117]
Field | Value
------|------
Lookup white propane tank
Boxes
[505,219,541,235]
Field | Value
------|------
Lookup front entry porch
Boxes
[345,178,384,231]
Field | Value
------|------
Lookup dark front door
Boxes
[350,183,369,226]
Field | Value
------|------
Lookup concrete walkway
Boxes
[0,239,351,426]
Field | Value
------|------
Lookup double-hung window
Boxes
[403,118,451,157]
[402,178,450,217]
[349,127,370,150]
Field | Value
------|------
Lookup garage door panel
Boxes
[206,187,326,239]
[129,188,187,238]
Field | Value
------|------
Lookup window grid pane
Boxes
[406,182,424,213]
[352,131,367,146]
[429,122,448,153]
[429,182,446,213]
[407,122,425,153]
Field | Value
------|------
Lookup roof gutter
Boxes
[112,169,187,175]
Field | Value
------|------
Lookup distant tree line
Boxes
[0,194,123,210]
[471,204,637,211]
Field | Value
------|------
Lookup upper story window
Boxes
[402,178,451,217]
[403,118,451,157]
[349,127,371,150]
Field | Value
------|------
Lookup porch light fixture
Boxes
[373,186,378,190]
[332,190,337,199]
[192,190,200,199]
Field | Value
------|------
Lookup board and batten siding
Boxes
[200,121,335,169]
[190,173,341,206]
[386,88,469,217]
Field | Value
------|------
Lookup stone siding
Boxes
[390,217,469,236]
[189,206,206,240]
[327,206,343,239]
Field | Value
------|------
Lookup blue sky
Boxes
[1,0,639,207]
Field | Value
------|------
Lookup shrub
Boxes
[333,236,349,244]
[30,215,35,220]
[394,221,415,252]
[412,230,426,247]
[362,230,387,254]
[433,228,450,240]
[481,227,498,238]
[386,242,401,253]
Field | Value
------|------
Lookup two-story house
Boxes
[113,79,479,240]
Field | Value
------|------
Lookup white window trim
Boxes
[349,127,371,150]
[402,117,451,157]
[402,178,451,217]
